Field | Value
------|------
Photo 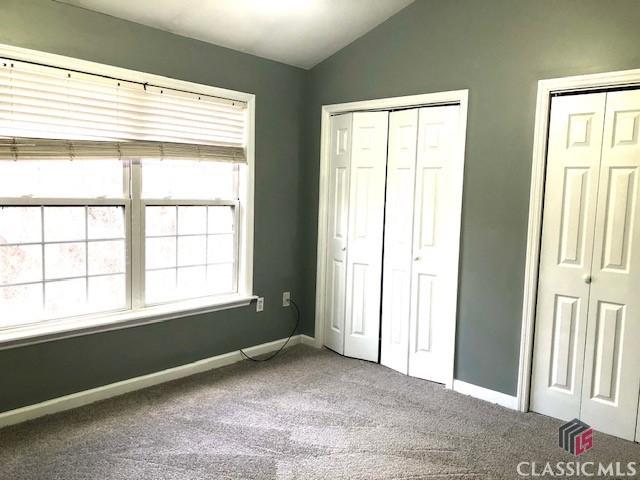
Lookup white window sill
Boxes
[0,294,257,350]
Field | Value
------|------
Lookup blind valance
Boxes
[0,58,247,162]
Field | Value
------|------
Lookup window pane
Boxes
[88,274,126,312]
[88,240,125,275]
[88,207,125,240]
[178,236,206,266]
[177,266,207,298]
[178,206,207,235]
[146,268,177,304]
[44,207,85,242]
[44,243,86,280]
[0,284,43,327]
[207,234,235,264]
[45,278,86,318]
[207,206,234,234]
[0,203,127,324]
[207,263,234,295]
[0,245,43,285]
[141,160,237,200]
[0,160,123,198]
[145,206,176,236]
[0,207,42,244]
[145,237,176,269]
[144,203,237,304]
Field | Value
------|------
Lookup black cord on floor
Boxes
[239,299,300,362]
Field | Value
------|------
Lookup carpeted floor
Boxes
[1,345,638,479]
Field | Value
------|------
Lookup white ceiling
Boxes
[58,0,415,69]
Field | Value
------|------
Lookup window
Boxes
[0,160,128,327]
[140,160,239,305]
[0,51,254,339]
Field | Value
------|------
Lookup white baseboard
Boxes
[0,333,317,429]
[298,334,316,346]
[452,379,518,410]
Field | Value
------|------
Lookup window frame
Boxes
[0,43,256,348]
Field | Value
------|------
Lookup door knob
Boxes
[341,247,347,252]
[414,256,421,261]
[583,274,592,284]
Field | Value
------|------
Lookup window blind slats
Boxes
[0,96,246,136]
[0,88,247,124]
[0,109,245,143]
[0,138,245,162]
[0,65,245,114]
[0,59,248,162]
[0,81,247,122]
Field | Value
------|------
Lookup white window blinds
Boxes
[0,59,247,162]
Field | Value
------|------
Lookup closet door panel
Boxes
[408,105,462,383]
[343,111,389,361]
[381,109,418,374]
[580,90,640,441]
[530,93,606,421]
[323,113,352,354]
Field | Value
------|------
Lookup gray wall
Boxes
[0,0,307,412]
[301,0,640,395]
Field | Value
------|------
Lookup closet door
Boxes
[530,93,606,421]
[381,109,419,373]
[343,111,389,361]
[579,90,640,441]
[408,105,462,383]
[323,113,353,354]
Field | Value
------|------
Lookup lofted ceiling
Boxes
[57,0,415,69]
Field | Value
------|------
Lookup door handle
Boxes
[414,256,421,261]
[342,247,347,252]
[583,274,592,284]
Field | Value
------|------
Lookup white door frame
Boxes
[517,68,640,413]
[314,90,469,389]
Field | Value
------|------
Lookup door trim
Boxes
[314,90,469,389]
[518,68,640,413]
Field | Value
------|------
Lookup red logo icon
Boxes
[559,419,593,456]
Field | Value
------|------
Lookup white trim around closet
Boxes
[314,90,469,389]
[517,68,640,413]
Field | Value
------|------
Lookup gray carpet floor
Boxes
[1,345,638,479]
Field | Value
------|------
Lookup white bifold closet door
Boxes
[381,105,463,384]
[580,89,640,441]
[380,109,419,373]
[323,111,389,361]
[530,93,605,422]
[531,90,640,442]
[323,113,352,355]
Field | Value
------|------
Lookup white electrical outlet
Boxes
[282,291,291,307]
[256,297,264,312]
